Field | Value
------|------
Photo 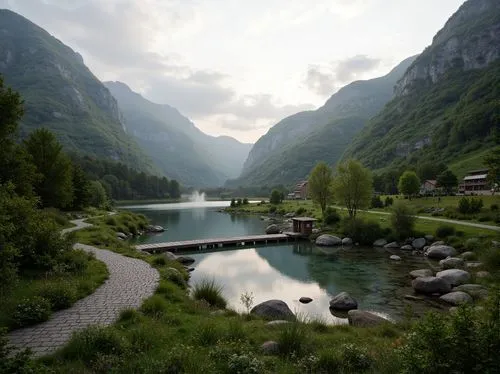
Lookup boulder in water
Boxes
[316,234,342,246]
[329,292,358,311]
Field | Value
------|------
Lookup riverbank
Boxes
[1,207,492,373]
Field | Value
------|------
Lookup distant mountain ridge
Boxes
[230,55,418,187]
[105,81,252,187]
[343,0,500,172]
[0,9,153,172]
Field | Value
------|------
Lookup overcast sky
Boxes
[1,0,465,143]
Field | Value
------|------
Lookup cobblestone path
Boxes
[8,232,159,356]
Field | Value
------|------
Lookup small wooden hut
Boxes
[292,217,317,236]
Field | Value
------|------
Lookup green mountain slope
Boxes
[105,82,252,187]
[0,9,153,171]
[344,0,500,172]
[229,56,417,187]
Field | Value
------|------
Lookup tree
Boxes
[484,147,500,192]
[88,181,108,208]
[391,201,416,240]
[24,128,74,208]
[270,189,283,205]
[437,169,458,195]
[332,159,372,219]
[398,171,420,199]
[169,180,181,199]
[71,164,92,210]
[308,162,334,219]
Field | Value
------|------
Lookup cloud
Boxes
[305,55,381,96]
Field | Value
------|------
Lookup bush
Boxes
[435,225,456,238]
[62,326,127,362]
[165,268,187,289]
[323,207,341,225]
[141,295,168,318]
[339,343,373,372]
[342,218,389,245]
[398,302,500,373]
[371,195,384,208]
[38,283,77,310]
[268,206,277,214]
[192,279,227,308]
[391,202,416,240]
[458,197,484,214]
[295,207,306,215]
[227,353,265,374]
[385,196,394,207]
[194,323,222,346]
[60,249,91,274]
[464,238,481,251]
[491,204,499,211]
[0,329,36,373]
[13,297,51,327]
[242,198,249,205]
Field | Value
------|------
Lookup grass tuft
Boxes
[192,278,227,309]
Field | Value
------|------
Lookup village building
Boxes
[292,180,308,200]
[291,217,317,236]
[420,179,438,195]
[458,169,490,195]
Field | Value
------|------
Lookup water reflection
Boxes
[189,244,434,323]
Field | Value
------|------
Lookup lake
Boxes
[123,201,436,323]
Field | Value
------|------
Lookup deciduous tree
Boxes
[332,159,372,219]
[437,169,458,195]
[398,171,420,199]
[309,162,334,219]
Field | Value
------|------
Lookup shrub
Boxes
[385,196,394,207]
[324,207,341,225]
[458,197,484,214]
[105,216,117,226]
[152,256,166,266]
[278,323,310,357]
[141,295,168,318]
[480,247,500,270]
[227,353,265,374]
[165,268,187,289]
[194,323,222,346]
[62,326,127,362]
[464,238,481,251]
[242,198,249,205]
[458,197,470,214]
[371,195,384,208]
[398,302,500,373]
[342,217,389,245]
[230,199,236,208]
[435,225,456,238]
[38,283,77,310]
[0,329,36,373]
[339,343,373,372]
[268,206,277,214]
[13,297,51,327]
[270,189,283,205]
[61,249,91,274]
[295,207,306,215]
[478,213,493,222]
[192,279,227,308]
[391,202,416,240]
[491,204,499,211]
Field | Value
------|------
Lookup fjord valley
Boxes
[0,0,500,373]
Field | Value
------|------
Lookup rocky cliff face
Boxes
[395,0,500,96]
[0,9,149,170]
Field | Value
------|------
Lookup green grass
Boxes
[0,251,108,330]
[449,148,494,179]
[192,278,227,309]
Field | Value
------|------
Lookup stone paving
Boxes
[8,241,159,357]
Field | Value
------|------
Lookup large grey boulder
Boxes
[436,269,470,287]
[427,245,457,260]
[163,251,178,261]
[440,291,473,306]
[347,310,390,327]
[176,256,195,265]
[439,257,465,269]
[266,224,280,234]
[116,232,128,240]
[410,269,433,279]
[384,242,400,249]
[316,235,342,246]
[453,284,489,300]
[431,241,446,247]
[251,300,295,320]
[329,292,358,311]
[373,239,387,247]
[412,276,452,294]
[412,238,427,250]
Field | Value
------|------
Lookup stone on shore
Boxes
[265,224,280,234]
[436,269,470,287]
[440,291,473,306]
[426,245,457,260]
[176,256,195,265]
[329,292,358,311]
[401,245,413,251]
[373,239,388,247]
[251,300,295,320]
[453,284,489,300]
[347,310,390,327]
[316,234,342,246]
[390,255,402,261]
[412,238,427,250]
[342,237,353,246]
[261,341,279,355]
[439,257,465,269]
[384,242,400,249]
[412,276,451,294]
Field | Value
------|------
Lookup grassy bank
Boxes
[3,210,492,373]
[0,251,108,330]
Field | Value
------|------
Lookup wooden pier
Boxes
[135,233,295,253]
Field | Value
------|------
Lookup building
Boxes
[293,180,308,200]
[458,169,490,195]
[292,217,317,236]
[420,180,437,195]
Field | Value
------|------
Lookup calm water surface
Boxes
[124,201,436,323]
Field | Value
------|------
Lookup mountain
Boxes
[105,82,252,187]
[0,9,153,172]
[344,0,500,173]
[230,56,417,187]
